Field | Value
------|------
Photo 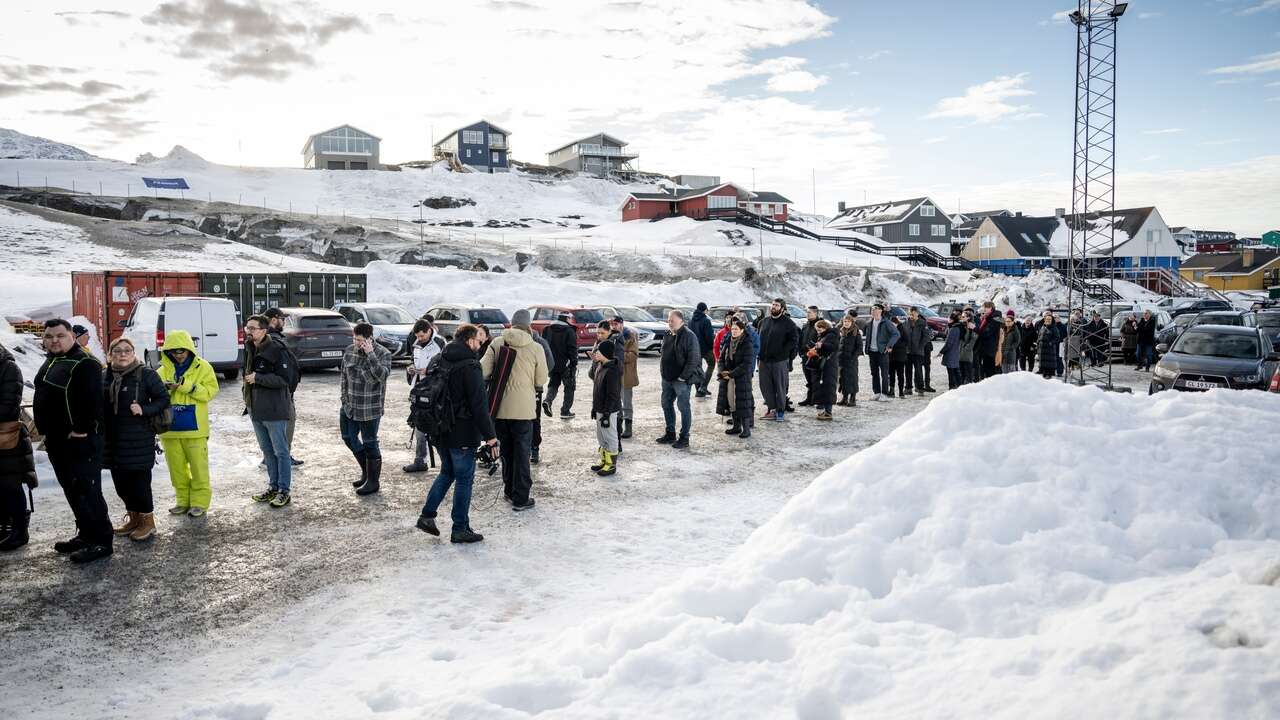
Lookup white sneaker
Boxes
[873,393,885,402]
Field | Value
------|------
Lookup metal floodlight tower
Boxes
[1065,0,1127,391]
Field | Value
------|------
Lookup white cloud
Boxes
[859,50,892,61]
[1201,138,1244,146]
[1209,50,1280,75]
[1141,128,1183,135]
[1267,80,1280,87]
[1239,0,1280,15]
[765,70,828,92]
[1138,154,1161,162]
[1214,78,1247,85]
[1040,9,1072,26]
[925,73,1039,124]
[922,137,948,144]
[1267,96,1280,102]
[1138,12,1163,19]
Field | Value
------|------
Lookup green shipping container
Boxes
[199,273,290,317]
[285,272,368,309]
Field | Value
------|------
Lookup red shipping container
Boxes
[72,271,202,343]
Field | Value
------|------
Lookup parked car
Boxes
[1155,311,1254,357]
[528,305,606,353]
[333,302,417,361]
[1108,310,1171,359]
[1169,298,1233,318]
[591,305,662,352]
[274,308,352,370]
[1254,311,1280,351]
[1271,364,1280,393]
[821,309,847,324]
[123,296,243,379]
[1149,325,1279,394]
[930,301,974,318]
[640,304,695,321]
[709,305,759,326]
[422,304,510,341]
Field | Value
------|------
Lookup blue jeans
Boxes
[422,446,477,532]
[339,411,382,460]
[661,379,692,438]
[1136,343,1153,367]
[252,420,292,493]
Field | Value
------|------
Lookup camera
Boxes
[476,443,499,476]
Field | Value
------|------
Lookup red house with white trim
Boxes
[621,182,749,222]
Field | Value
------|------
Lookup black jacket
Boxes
[0,345,36,486]
[439,340,496,449]
[1136,317,1157,344]
[838,328,862,370]
[890,323,910,362]
[660,325,701,383]
[689,310,715,356]
[799,319,819,356]
[904,318,931,356]
[102,366,171,470]
[758,313,800,363]
[591,352,622,416]
[810,331,840,406]
[34,344,103,441]
[1020,323,1039,357]
[718,333,757,419]
[542,321,579,370]
[976,311,1001,357]
[247,338,294,422]
[1037,321,1065,370]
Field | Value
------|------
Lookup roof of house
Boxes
[1205,249,1280,276]
[953,217,984,238]
[433,119,512,148]
[989,215,1056,257]
[547,133,629,155]
[747,191,792,204]
[827,197,934,227]
[1181,253,1241,270]
[1058,207,1155,241]
[961,209,1013,221]
[302,124,382,154]
[622,183,748,209]
[1169,226,1191,234]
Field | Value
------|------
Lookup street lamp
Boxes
[1109,3,1128,18]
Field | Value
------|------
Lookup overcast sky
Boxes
[1,0,1277,233]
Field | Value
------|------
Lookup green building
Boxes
[1263,230,1280,248]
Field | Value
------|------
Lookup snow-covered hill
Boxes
[0,127,97,161]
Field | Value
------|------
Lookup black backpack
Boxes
[409,354,471,442]
[270,337,302,394]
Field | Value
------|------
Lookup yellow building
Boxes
[1179,249,1280,291]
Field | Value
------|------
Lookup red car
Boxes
[894,304,949,340]
[528,305,607,353]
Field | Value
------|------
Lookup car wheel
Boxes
[222,367,240,381]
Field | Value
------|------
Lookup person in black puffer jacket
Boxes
[0,341,37,552]
[889,316,912,397]
[718,318,757,438]
[101,338,171,542]
[590,334,623,476]
[837,314,862,406]
[805,320,839,419]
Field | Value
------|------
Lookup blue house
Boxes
[432,120,511,173]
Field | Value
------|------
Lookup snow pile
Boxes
[435,374,1280,717]
[0,127,97,161]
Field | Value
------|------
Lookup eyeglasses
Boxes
[109,348,134,355]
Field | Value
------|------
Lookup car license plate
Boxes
[321,350,342,358]
[1183,380,1218,390]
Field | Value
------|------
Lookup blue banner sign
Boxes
[142,177,190,190]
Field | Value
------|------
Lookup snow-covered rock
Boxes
[0,127,97,161]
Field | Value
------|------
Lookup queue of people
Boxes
[3,297,1120,559]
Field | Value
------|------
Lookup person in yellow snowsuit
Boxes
[157,331,219,516]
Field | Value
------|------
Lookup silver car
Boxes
[423,304,510,340]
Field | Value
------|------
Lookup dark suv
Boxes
[276,308,351,370]
[1150,325,1279,393]
[1169,298,1233,318]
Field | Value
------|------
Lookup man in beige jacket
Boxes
[481,309,549,511]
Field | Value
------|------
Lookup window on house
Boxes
[979,235,996,249]
[491,151,499,163]
[1194,271,1206,281]
[465,149,471,158]
[920,204,935,217]
[462,130,484,144]
[931,224,946,236]
[708,195,736,209]
[909,224,920,236]
[873,226,883,237]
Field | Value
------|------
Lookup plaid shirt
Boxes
[340,343,393,421]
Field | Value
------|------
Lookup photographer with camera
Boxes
[417,324,497,543]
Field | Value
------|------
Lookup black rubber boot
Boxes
[352,451,368,488]
[738,421,751,439]
[621,419,633,439]
[725,419,741,435]
[0,512,29,552]
[356,455,382,495]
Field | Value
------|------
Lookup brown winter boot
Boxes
[129,513,156,542]
[113,511,140,537]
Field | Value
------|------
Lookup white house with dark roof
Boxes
[826,196,952,253]
[1047,206,1180,270]
[546,133,637,177]
[739,191,792,222]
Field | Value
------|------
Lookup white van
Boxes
[122,297,243,379]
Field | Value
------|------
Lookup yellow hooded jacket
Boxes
[157,330,220,439]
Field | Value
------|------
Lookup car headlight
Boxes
[1231,373,1261,384]
[1152,365,1177,380]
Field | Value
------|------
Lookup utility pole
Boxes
[754,167,764,272]
[811,168,816,217]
